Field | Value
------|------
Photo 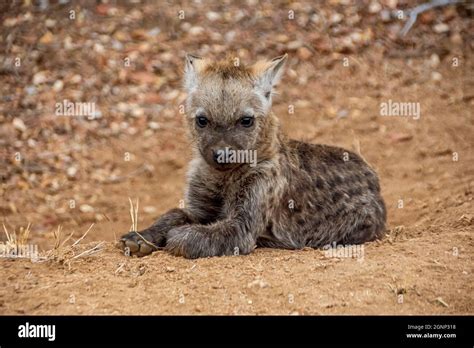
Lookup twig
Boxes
[128,197,139,232]
[435,297,449,307]
[60,231,75,249]
[115,262,126,274]
[127,198,159,249]
[70,241,105,260]
[400,0,462,37]
[3,223,11,243]
[72,223,95,246]
[133,231,160,250]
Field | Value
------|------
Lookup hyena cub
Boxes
[118,54,386,259]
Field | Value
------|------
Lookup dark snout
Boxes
[209,147,237,171]
[212,149,222,164]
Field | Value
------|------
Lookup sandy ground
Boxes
[1,48,473,314]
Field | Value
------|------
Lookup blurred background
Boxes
[0,0,472,247]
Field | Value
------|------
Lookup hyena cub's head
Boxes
[183,53,287,171]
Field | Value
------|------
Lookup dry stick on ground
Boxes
[70,241,105,260]
[72,223,95,247]
[59,231,75,249]
[400,0,463,37]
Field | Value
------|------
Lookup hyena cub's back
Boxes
[258,139,386,250]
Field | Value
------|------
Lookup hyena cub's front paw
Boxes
[117,230,162,257]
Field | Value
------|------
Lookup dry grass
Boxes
[0,222,38,260]
[44,223,105,267]
[128,197,139,232]
[2,222,31,247]
[127,197,160,250]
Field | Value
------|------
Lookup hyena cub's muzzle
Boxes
[210,146,241,171]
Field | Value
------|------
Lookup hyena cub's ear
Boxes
[184,53,208,94]
[252,54,288,110]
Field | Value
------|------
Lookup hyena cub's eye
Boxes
[239,116,254,128]
[196,116,209,128]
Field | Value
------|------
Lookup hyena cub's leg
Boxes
[165,175,270,259]
[118,208,192,257]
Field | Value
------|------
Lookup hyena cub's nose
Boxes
[212,149,224,164]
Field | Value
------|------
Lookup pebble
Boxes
[33,71,47,85]
[429,54,440,68]
[431,71,442,81]
[433,23,449,34]
[13,118,27,132]
[297,47,312,60]
[287,40,303,50]
[67,166,78,178]
[53,80,64,92]
[79,204,94,213]
[143,206,157,214]
[45,19,56,28]
[147,122,160,130]
[369,1,382,14]
[206,11,221,21]
[189,26,204,36]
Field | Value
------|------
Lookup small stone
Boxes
[189,26,204,36]
[160,52,174,62]
[330,13,343,24]
[275,34,289,43]
[429,54,440,68]
[380,9,391,22]
[71,74,82,84]
[33,71,47,85]
[79,204,94,213]
[206,11,221,21]
[3,17,18,27]
[147,27,161,37]
[247,277,268,289]
[166,266,175,273]
[287,40,303,50]
[147,122,160,130]
[13,118,26,132]
[450,33,462,45]
[433,23,449,34]
[297,47,312,60]
[431,71,442,81]
[131,107,144,118]
[25,85,37,95]
[67,166,78,178]
[45,19,56,28]
[143,206,157,214]
[53,80,64,92]
[39,31,54,44]
[93,43,105,54]
[369,1,382,14]
[337,109,349,119]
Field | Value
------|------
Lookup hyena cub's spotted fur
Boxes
[118,54,386,259]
